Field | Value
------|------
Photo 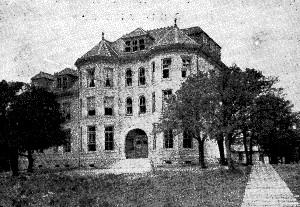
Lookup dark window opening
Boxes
[139,67,146,85]
[88,126,96,151]
[132,40,138,52]
[164,129,173,148]
[139,39,145,50]
[62,102,71,121]
[104,97,114,116]
[162,58,171,79]
[182,58,191,78]
[87,69,95,87]
[126,69,132,86]
[104,68,113,87]
[126,97,133,115]
[183,130,193,148]
[105,126,114,150]
[139,96,146,114]
[63,129,71,152]
[87,97,95,116]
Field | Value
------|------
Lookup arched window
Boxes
[138,67,145,86]
[139,96,146,114]
[126,97,133,115]
[125,69,132,86]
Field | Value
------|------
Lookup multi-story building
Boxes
[31,23,226,169]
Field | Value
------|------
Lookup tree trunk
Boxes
[249,135,253,165]
[198,139,207,168]
[27,150,34,173]
[225,133,234,170]
[217,133,226,165]
[9,147,19,176]
[242,129,250,165]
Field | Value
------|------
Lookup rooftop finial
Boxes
[174,18,177,27]
[102,32,104,40]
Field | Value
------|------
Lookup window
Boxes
[162,58,171,78]
[202,35,208,45]
[87,126,96,151]
[152,92,156,113]
[104,97,114,115]
[138,67,146,86]
[104,68,113,87]
[64,129,71,152]
[105,126,114,150]
[124,39,145,52]
[164,129,173,148]
[125,69,132,86]
[57,77,62,88]
[183,130,193,148]
[139,96,146,114]
[139,39,145,50]
[62,77,68,89]
[162,89,172,110]
[62,102,71,121]
[87,97,95,116]
[125,41,131,52]
[152,123,158,150]
[182,58,191,78]
[163,89,172,100]
[151,62,155,83]
[126,97,133,115]
[132,40,138,52]
[87,68,95,87]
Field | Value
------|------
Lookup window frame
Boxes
[63,129,72,152]
[104,68,113,88]
[164,129,173,148]
[138,67,146,86]
[87,126,96,151]
[162,58,171,79]
[126,97,133,115]
[62,102,71,121]
[105,126,114,150]
[104,96,114,116]
[125,68,132,87]
[87,96,96,116]
[183,130,193,149]
[139,95,146,114]
[87,68,95,88]
[181,58,191,78]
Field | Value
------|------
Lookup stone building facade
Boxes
[31,23,226,169]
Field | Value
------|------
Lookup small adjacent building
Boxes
[31,23,226,169]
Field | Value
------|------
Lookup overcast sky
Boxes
[1,0,300,109]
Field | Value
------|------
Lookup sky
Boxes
[1,0,300,109]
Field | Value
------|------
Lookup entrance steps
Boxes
[109,158,152,174]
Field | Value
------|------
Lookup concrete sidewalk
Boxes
[241,162,299,207]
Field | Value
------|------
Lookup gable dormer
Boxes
[121,28,154,53]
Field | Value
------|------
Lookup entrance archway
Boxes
[125,129,148,159]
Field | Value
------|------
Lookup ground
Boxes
[0,165,250,207]
[273,164,300,203]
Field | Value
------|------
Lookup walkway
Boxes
[241,162,300,207]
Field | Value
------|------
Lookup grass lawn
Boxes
[0,166,250,207]
[273,164,300,203]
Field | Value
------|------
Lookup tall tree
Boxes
[0,80,25,175]
[250,93,299,164]
[159,70,220,168]
[7,86,67,173]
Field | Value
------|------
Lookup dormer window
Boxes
[139,39,145,50]
[124,38,146,52]
[57,77,62,88]
[132,40,138,52]
[62,77,68,89]
[125,41,131,52]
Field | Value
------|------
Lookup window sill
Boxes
[162,78,172,81]
[104,150,116,153]
[125,114,133,117]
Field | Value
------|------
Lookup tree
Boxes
[0,80,25,175]
[7,86,67,173]
[250,93,300,164]
[159,70,220,168]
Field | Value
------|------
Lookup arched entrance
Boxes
[125,129,148,159]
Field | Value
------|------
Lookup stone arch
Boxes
[125,128,148,159]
